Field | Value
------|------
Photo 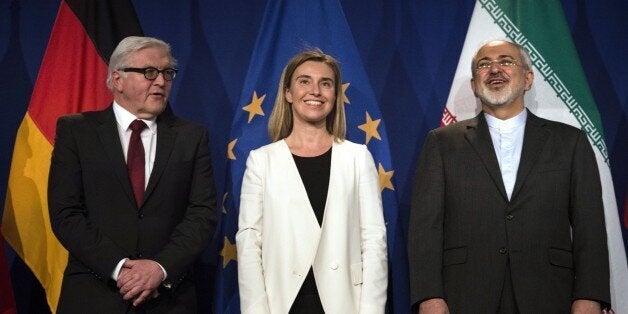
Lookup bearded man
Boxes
[408,40,610,313]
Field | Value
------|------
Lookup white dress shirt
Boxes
[485,109,527,200]
[110,102,166,281]
[113,102,157,188]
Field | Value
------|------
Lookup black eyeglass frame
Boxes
[119,67,178,81]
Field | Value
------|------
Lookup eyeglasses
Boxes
[475,59,519,72]
[119,67,178,81]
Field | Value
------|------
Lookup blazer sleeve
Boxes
[48,116,128,281]
[407,130,446,307]
[236,149,271,313]
[357,146,388,313]
[569,130,610,304]
[153,127,217,287]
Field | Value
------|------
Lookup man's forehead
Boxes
[476,41,520,59]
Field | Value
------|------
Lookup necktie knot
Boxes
[130,119,147,132]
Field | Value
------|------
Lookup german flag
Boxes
[1,1,142,311]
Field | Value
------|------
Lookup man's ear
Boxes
[112,71,124,92]
[470,77,478,97]
[524,69,534,91]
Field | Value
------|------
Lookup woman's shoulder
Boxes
[249,140,289,157]
[334,140,375,164]
[334,139,368,153]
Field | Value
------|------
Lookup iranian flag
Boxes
[443,0,628,311]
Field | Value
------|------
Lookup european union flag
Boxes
[214,0,407,312]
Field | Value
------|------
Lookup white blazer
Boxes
[236,139,388,314]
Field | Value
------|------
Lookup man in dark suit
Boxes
[48,36,216,313]
[408,40,610,313]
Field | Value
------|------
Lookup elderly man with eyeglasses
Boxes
[48,36,217,313]
[408,40,611,314]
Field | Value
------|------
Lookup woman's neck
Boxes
[285,128,334,157]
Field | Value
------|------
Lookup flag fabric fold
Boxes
[1,0,142,311]
[214,0,405,312]
[443,0,628,311]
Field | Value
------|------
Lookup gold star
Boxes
[378,163,395,192]
[358,112,382,144]
[220,237,237,268]
[221,192,228,214]
[227,138,238,160]
[342,82,350,104]
[242,91,266,123]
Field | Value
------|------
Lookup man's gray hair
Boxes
[106,36,178,91]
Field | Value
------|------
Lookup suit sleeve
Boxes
[153,128,217,287]
[48,116,128,281]
[569,130,610,304]
[236,149,271,313]
[357,146,388,313]
[408,130,446,307]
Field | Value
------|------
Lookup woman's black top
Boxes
[288,147,331,313]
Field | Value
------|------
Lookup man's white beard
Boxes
[477,82,523,107]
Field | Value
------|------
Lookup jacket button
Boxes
[499,247,508,254]
[506,214,514,221]
[330,263,338,270]
[138,213,144,219]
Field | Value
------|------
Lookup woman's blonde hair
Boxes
[268,49,346,142]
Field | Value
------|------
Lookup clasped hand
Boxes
[117,259,164,307]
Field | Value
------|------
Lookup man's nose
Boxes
[489,61,502,72]
[153,72,166,85]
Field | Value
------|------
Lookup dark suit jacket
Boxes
[48,105,217,313]
[408,110,610,313]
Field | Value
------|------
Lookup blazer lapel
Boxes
[278,140,322,231]
[143,107,177,203]
[320,141,339,228]
[465,113,509,201]
[510,111,549,200]
[94,106,136,206]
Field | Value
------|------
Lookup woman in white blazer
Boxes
[236,49,388,313]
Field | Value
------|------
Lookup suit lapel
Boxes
[94,106,136,206]
[465,114,509,201]
[143,107,177,203]
[511,111,549,200]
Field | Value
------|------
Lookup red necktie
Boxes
[128,120,147,207]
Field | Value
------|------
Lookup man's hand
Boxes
[418,298,450,314]
[572,299,605,314]
[117,259,164,306]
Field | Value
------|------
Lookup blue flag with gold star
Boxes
[214,0,407,312]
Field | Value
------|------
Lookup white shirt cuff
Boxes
[155,261,168,281]
[112,258,128,281]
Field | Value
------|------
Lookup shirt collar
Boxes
[113,101,157,133]
[485,108,527,132]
